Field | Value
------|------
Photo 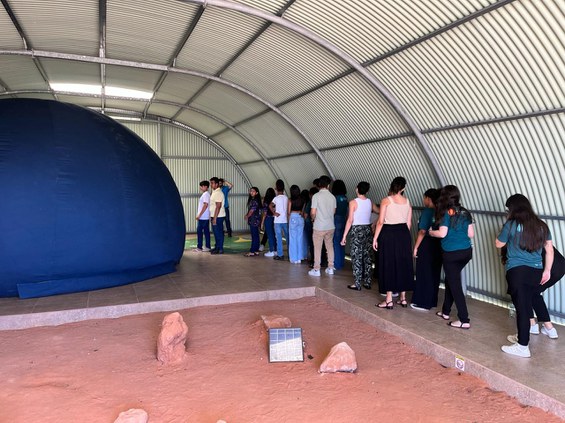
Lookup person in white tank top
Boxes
[341,181,379,290]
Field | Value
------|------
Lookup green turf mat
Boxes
[185,233,252,253]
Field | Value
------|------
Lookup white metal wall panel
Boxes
[192,81,266,124]
[237,111,309,157]
[175,108,227,135]
[147,103,186,120]
[0,57,48,90]
[369,0,565,130]
[154,73,209,105]
[56,95,97,107]
[177,7,265,75]
[222,25,350,104]
[427,114,565,215]
[162,125,223,157]
[10,0,98,55]
[324,137,439,207]
[284,0,493,63]
[0,7,24,49]
[282,73,410,150]
[41,60,100,85]
[214,130,263,163]
[104,99,146,113]
[121,122,159,153]
[106,0,199,64]
[271,153,327,190]
[105,65,162,94]
[240,162,276,190]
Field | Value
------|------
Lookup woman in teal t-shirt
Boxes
[428,185,474,329]
[496,194,555,358]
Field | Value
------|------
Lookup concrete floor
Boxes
[1,247,564,419]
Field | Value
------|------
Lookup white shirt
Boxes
[198,191,210,220]
[272,194,289,223]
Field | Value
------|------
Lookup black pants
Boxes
[441,248,472,323]
[224,207,232,236]
[507,266,543,346]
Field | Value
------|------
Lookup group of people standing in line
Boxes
[195,175,561,358]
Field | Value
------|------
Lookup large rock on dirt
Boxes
[261,314,291,329]
[319,342,357,373]
[157,312,188,364]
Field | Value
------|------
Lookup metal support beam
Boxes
[0,49,332,178]
[99,0,107,112]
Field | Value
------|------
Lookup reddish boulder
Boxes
[157,312,188,364]
[261,314,291,329]
[319,342,357,373]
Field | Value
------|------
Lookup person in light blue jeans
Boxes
[288,185,305,263]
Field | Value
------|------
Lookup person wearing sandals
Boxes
[429,185,474,329]
[341,181,378,291]
[373,177,414,309]
[288,185,305,264]
[410,188,442,310]
[244,187,262,257]
[496,194,555,358]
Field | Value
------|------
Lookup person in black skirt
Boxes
[373,177,414,309]
[411,188,442,311]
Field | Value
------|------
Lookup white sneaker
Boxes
[264,251,275,257]
[325,268,335,275]
[507,334,518,344]
[410,303,429,311]
[541,326,559,339]
[258,245,265,252]
[192,248,202,252]
[291,260,301,264]
[308,269,321,277]
[530,324,540,335]
[501,343,531,358]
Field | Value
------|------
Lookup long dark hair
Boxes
[290,184,304,210]
[263,187,276,205]
[435,185,472,226]
[505,194,549,252]
[331,179,347,196]
[388,176,406,195]
[247,186,261,207]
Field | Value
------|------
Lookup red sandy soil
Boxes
[0,297,560,423]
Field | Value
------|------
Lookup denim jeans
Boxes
[264,215,276,252]
[274,222,289,257]
[288,213,304,262]
[250,225,260,253]
[212,217,225,251]
[333,214,346,269]
[197,219,211,249]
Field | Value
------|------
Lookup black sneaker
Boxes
[274,255,284,261]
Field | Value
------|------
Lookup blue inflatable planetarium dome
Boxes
[0,99,186,298]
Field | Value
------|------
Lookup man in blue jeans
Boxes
[209,177,226,254]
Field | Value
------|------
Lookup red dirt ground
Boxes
[0,297,560,423]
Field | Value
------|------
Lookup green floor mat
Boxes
[185,233,252,253]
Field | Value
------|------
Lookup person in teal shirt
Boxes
[496,194,555,358]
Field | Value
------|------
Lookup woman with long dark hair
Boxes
[244,187,262,257]
[411,188,442,310]
[429,185,474,329]
[261,187,277,257]
[496,194,554,358]
[373,177,414,309]
[288,185,305,264]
